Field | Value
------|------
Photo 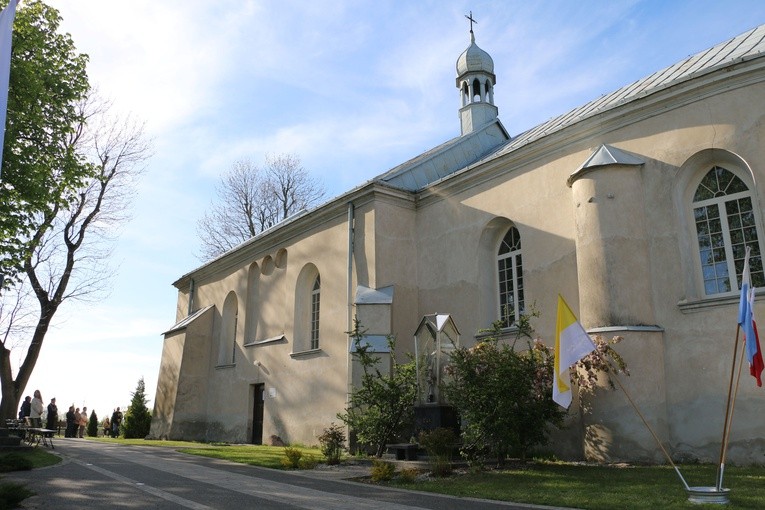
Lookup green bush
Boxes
[0,453,33,473]
[445,314,626,467]
[370,459,395,482]
[418,428,455,476]
[444,315,564,466]
[318,423,346,465]
[298,453,318,469]
[281,447,302,469]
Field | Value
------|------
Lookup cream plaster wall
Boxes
[153,58,765,464]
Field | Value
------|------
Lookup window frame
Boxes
[310,275,320,350]
[496,226,524,327]
[690,165,765,297]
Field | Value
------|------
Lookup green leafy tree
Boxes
[1,0,91,284]
[0,1,150,420]
[122,377,152,439]
[87,410,98,437]
[338,318,417,457]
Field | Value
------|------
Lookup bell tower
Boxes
[456,13,498,135]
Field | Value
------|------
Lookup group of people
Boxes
[17,390,57,430]
[16,390,123,438]
[102,408,123,438]
[64,405,90,438]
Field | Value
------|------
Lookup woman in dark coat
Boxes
[46,398,58,432]
[65,405,76,438]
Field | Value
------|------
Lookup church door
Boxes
[252,384,264,444]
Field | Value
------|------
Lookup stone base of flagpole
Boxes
[686,486,730,504]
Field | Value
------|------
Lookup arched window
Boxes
[293,264,321,354]
[310,275,321,350]
[472,78,481,102]
[692,166,764,295]
[219,292,238,366]
[497,227,524,326]
[244,262,259,343]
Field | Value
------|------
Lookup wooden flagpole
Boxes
[608,370,690,491]
[715,324,741,491]
[716,330,747,491]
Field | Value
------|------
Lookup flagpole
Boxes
[717,334,748,490]
[608,370,690,491]
[715,325,741,490]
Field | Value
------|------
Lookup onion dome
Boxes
[456,31,495,77]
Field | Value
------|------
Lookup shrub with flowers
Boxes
[444,308,626,466]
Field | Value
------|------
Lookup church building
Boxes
[150,22,765,464]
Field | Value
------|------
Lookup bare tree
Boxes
[0,96,151,419]
[197,153,326,261]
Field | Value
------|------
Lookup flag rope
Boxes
[608,369,690,491]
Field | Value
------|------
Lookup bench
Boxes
[385,443,418,461]
[23,428,55,449]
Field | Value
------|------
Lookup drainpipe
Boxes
[187,278,195,316]
[345,202,355,427]
[347,203,355,335]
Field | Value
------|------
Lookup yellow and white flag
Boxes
[553,295,595,408]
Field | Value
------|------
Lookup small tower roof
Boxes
[456,30,495,77]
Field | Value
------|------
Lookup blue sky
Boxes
[24,0,765,420]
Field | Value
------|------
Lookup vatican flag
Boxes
[553,295,595,408]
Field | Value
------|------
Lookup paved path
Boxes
[3,439,573,509]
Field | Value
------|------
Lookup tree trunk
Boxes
[0,302,56,420]
[0,345,20,420]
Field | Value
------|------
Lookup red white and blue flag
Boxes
[738,246,764,386]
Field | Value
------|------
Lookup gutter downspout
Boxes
[345,202,355,429]
[188,278,196,316]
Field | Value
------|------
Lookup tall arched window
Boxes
[219,292,238,366]
[310,275,321,350]
[692,166,764,295]
[497,226,524,326]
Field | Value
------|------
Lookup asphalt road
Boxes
[2,438,572,510]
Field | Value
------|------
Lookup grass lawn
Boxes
[391,461,765,510]
[86,439,765,509]
[6,448,61,469]
[87,437,324,470]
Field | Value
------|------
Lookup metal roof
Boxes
[376,119,509,191]
[495,24,765,158]
[162,304,214,335]
[355,285,394,305]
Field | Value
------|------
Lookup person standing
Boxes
[65,406,76,438]
[110,407,123,438]
[30,390,44,427]
[78,406,88,438]
[18,396,31,421]
[46,398,58,432]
